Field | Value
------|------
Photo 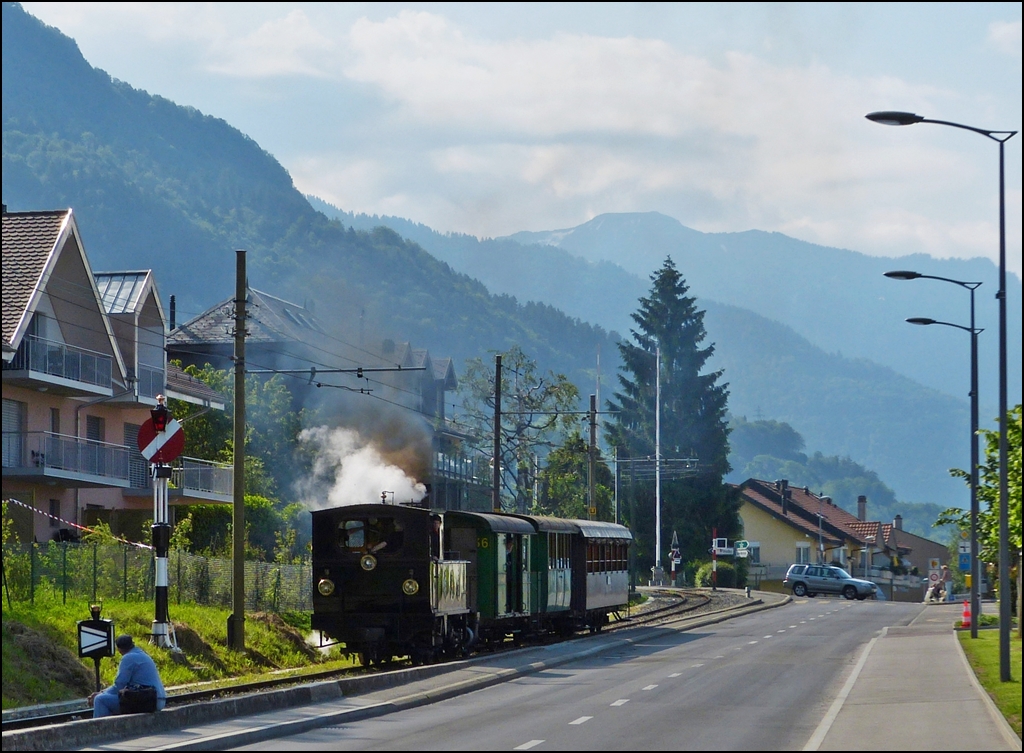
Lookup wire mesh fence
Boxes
[1,542,312,612]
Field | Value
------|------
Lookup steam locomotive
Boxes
[311,503,632,664]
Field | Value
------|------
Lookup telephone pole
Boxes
[492,354,502,513]
[227,249,246,650]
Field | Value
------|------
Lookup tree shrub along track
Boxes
[2,589,733,732]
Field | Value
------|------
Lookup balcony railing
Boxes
[127,456,233,500]
[2,431,130,483]
[3,335,112,389]
[136,364,166,400]
[171,457,233,497]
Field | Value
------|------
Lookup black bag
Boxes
[118,683,157,714]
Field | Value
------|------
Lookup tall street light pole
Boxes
[868,111,1017,681]
[906,313,983,636]
[885,271,982,638]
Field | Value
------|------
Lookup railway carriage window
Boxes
[339,520,365,551]
[338,518,404,553]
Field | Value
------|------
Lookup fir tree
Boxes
[607,257,740,573]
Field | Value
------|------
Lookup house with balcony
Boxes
[735,478,936,601]
[2,207,231,543]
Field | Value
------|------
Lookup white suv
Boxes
[783,564,878,600]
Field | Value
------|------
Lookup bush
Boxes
[694,560,737,588]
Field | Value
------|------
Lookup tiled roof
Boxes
[1,210,69,349]
[741,478,914,555]
[168,288,326,347]
[165,363,228,408]
[739,480,844,547]
[95,271,152,315]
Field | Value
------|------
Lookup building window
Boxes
[748,542,761,564]
[2,398,27,467]
[85,415,105,442]
[796,542,811,564]
[49,499,60,528]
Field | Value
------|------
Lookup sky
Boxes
[23,2,1023,278]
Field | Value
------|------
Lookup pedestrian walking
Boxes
[941,564,953,603]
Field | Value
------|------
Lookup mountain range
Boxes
[3,1,1013,523]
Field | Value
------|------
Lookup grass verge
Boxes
[2,596,356,709]
[957,629,1022,739]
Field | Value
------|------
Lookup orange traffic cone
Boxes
[962,600,971,629]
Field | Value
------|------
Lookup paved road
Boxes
[7,592,1016,752]
[229,599,934,751]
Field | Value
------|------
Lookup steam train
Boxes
[311,503,633,664]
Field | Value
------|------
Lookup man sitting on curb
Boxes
[88,634,167,718]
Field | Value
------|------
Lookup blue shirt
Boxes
[102,646,166,701]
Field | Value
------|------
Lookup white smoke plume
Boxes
[297,425,427,509]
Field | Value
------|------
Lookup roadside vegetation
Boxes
[957,630,1022,738]
[1,597,355,710]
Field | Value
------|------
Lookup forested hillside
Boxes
[1,2,617,397]
[309,198,972,510]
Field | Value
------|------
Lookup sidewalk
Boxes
[806,602,1021,751]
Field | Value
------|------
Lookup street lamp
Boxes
[886,270,982,639]
[868,111,1017,681]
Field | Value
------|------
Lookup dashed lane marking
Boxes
[643,685,658,691]
[515,741,545,750]
[611,699,630,707]
[569,717,592,725]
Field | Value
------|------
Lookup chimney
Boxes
[894,514,903,531]
[169,295,176,331]
[857,495,867,522]
[778,479,789,515]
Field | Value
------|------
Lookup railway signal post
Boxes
[137,394,184,650]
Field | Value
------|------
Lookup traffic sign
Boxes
[958,553,971,572]
[713,547,735,556]
[137,417,184,463]
[734,540,749,550]
[736,549,749,558]
[957,541,970,554]
[77,619,115,659]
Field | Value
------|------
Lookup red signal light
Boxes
[151,404,169,432]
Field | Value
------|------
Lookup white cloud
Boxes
[988,20,1022,58]
[19,4,1024,276]
[205,9,336,78]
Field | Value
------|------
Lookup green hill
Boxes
[1,2,617,396]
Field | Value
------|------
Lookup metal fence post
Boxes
[62,542,67,605]
[177,549,182,605]
[92,543,98,603]
[30,543,35,604]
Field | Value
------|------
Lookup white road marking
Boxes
[642,684,658,691]
[764,635,773,639]
[611,699,630,707]
[515,741,545,750]
[569,717,592,725]
[790,625,798,628]
[669,672,682,677]
[803,633,880,750]
[748,641,758,644]
[714,655,725,658]
[691,664,704,668]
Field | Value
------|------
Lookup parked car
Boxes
[783,564,878,600]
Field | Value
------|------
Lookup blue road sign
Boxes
[958,552,971,572]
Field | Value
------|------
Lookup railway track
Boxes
[2,588,725,733]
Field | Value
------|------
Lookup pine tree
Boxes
[607,257,740,573]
